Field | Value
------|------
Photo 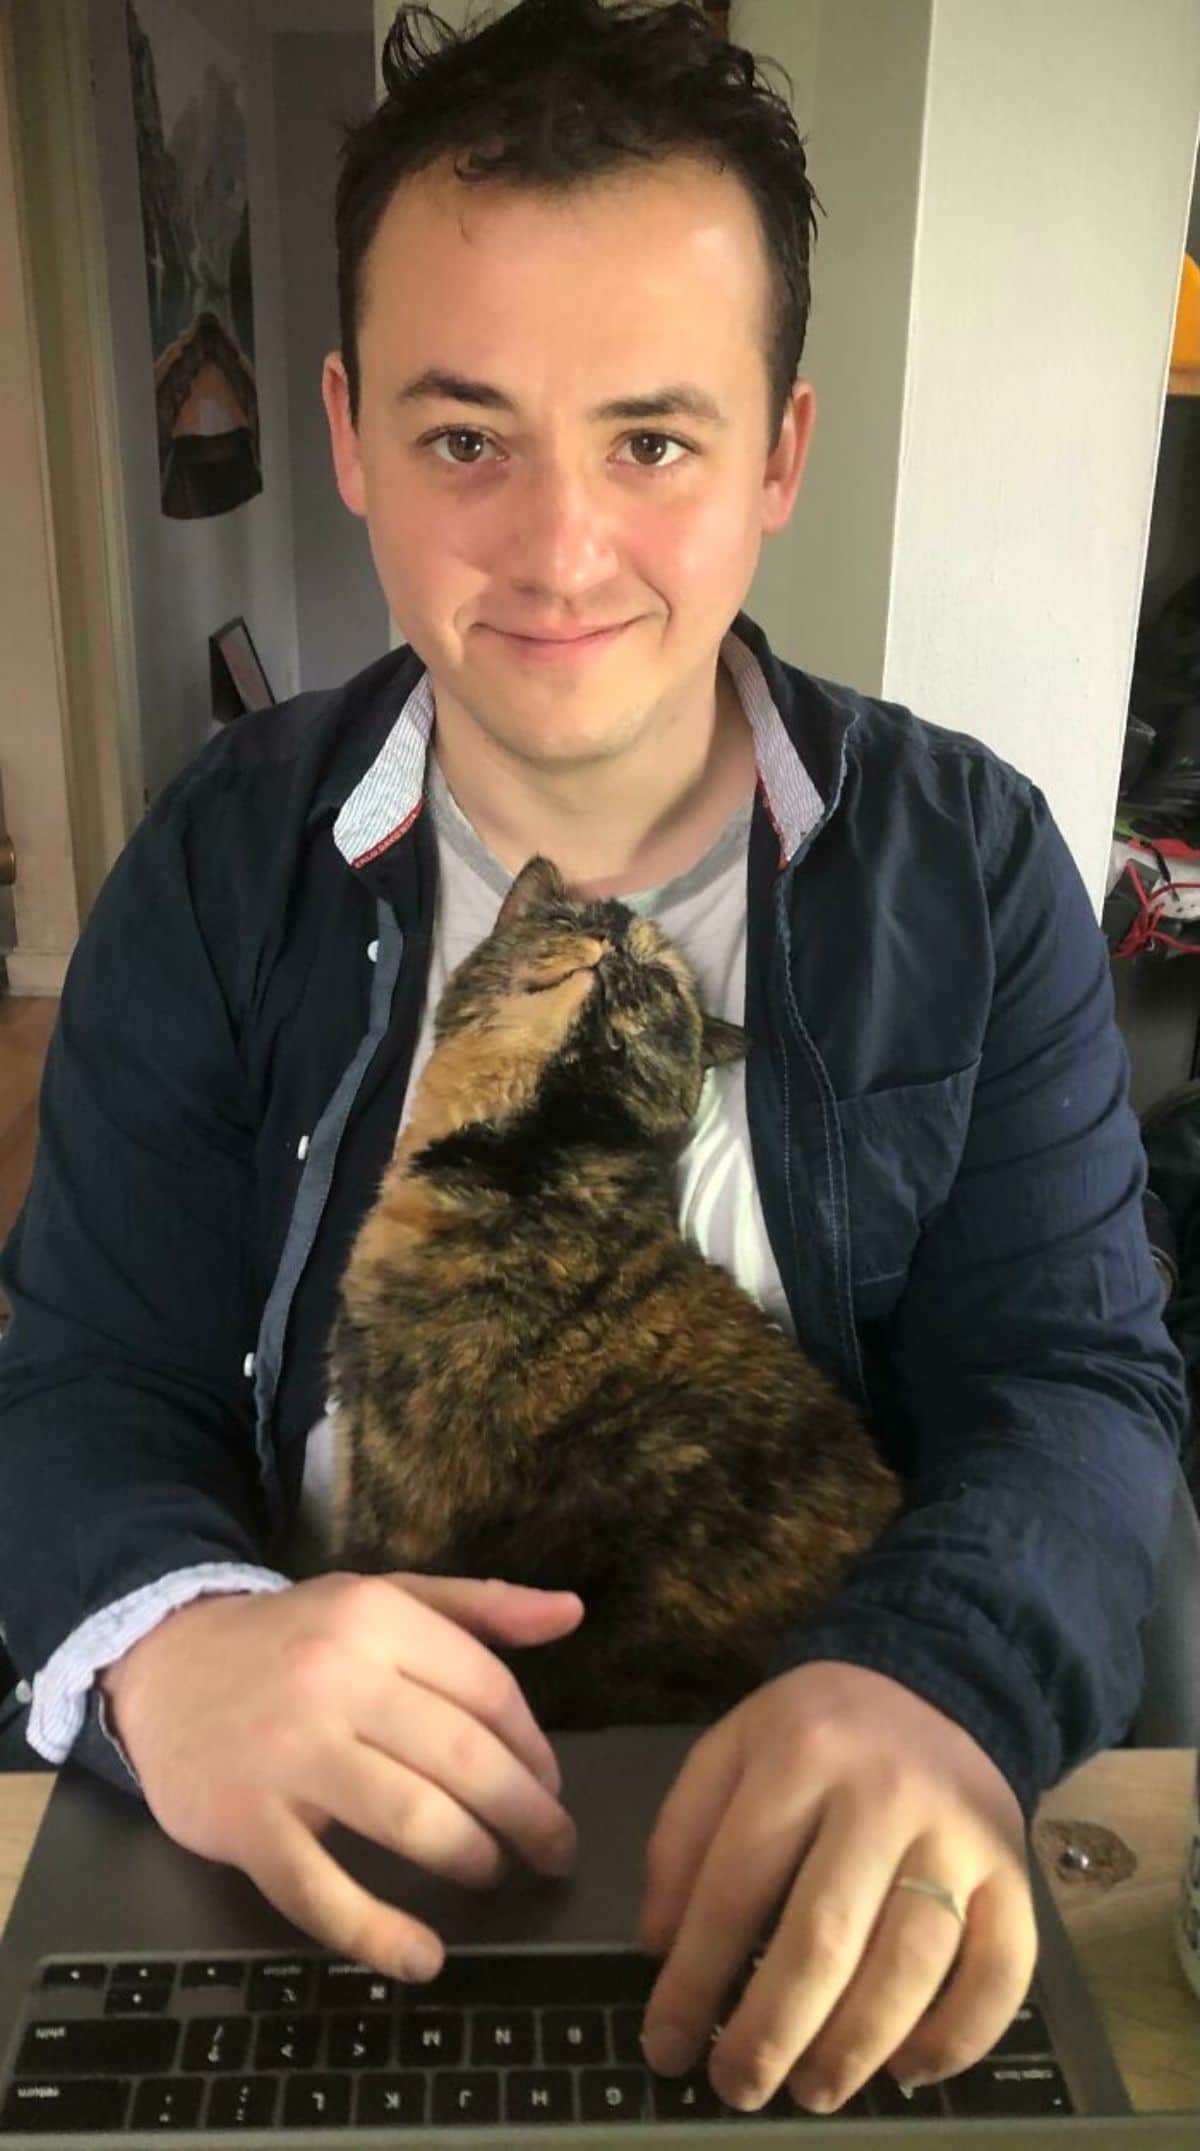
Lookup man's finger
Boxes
[702,1794,916,2108]
[640,1767,824,2082]
[390,1572,584,1644]
[373,1574,580,1792]
[783,1840,969,2112]
[882,1867,1037,2092]
[244,1801,446,1984]
[347,1676,577,1880]
[637,1725,743,1957]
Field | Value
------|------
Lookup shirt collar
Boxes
[332,612,824,873]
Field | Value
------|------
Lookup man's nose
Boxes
[501,461,620,585]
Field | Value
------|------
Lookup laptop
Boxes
[0,1723,1195,2146]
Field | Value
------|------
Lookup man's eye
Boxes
[619,434,691,469]
[427,428,495,466]
[422,429,692,470]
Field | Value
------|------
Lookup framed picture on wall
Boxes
[209,615,274,724]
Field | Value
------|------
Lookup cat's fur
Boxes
[327,855,902,1725]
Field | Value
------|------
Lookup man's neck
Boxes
[430,660,758,900]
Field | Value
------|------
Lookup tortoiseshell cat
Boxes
[327,855,902,1724]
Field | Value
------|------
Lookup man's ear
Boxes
[496,856,569,931]
[322,350,368,519]
[702,1013,747,1067]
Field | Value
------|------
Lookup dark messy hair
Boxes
[335,0,823,447]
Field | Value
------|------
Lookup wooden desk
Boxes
[1,1751,1197,2111]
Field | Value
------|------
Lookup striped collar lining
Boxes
[332,623,822,871]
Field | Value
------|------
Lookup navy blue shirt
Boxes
[0,610,1185,1817]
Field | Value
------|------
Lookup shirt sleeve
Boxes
[771,776,1187,1819]
[0,742,285,1753]
[26,1564,292,1783]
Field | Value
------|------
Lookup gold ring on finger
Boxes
[890,1876,968,1929]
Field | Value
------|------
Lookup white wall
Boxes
[883,0,1200,906]
[88,0,300,800]
[739,0,928,711]
[273,28,386,691]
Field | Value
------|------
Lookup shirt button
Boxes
[367,938,379,963]
[297,1133,310,1161]
[243,1351,256,1379]
[15,1679,31,1704]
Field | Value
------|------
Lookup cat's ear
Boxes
[702,1013,747,1067]
[496,856,569,930]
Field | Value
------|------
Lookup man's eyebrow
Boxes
[392,368,728,427]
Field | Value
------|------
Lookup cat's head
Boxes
[428,855,746,1149]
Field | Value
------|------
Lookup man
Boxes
[0,0,1184,2120]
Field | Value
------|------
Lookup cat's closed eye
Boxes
[522,963,596,995]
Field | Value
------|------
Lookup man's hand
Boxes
[98,1572,583,1981]
[636,1661,1036,2114]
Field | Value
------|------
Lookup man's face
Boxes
[324,152,814,772]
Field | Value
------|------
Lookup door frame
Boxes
[4,0,142,986]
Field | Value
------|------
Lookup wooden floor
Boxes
[0,995,58,1252]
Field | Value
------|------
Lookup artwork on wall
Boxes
[125,0,262,521]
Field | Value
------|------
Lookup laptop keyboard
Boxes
[1,1947,1073,2134]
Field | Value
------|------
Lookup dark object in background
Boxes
[1141,1085,1200,1503]
[1120,713,1158,799]
[1144,1184,1181,1305]
[1103,831,1200,959]
[1119,572,1200,827]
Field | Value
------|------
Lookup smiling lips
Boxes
[486,621,632,662]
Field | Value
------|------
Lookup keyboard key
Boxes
[431,2070,502,2122]
[870,2073,946,2117]
[205,2073,279,2128]
[16,2016,178,2076]
[542,2007,607,2063]
[470,2009,536,2064]
[281,2073,353,2126]
[991,2001,1053,2055]
[581,2066,651,2121]
[356,2071,429,2125]
[505,2068,576,2122]
[247,1958,314,2011]
[253,2012,322,2068]
[1,2076,131,2132]
[105,1980,174,2014]
[326,2011,391,2067]
[317,1962,395,2011]
[610,2005,648,2063]
[181,2015,251,2072]
[37,1962,106,1990]
[109,1959,176,1988]
[650,2070,724,2119]
[944,2059,1072,2116]
[181,1959,247,1993]
[131,2076,205,2129]
[424,1950,657,2008]
[398,2010,464,2065]
[723,2084,806,2121]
